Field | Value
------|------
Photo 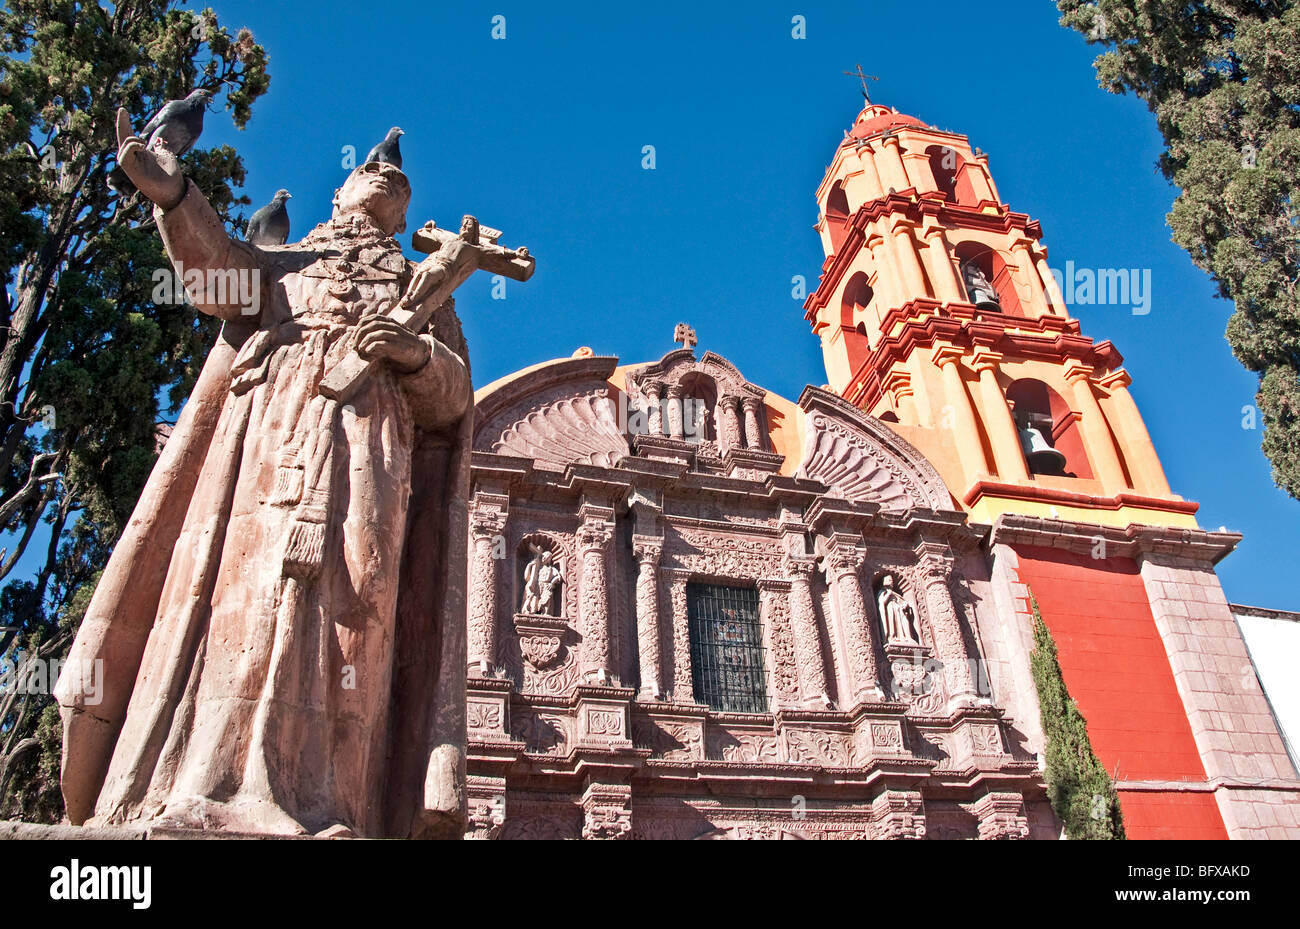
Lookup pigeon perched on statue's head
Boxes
[364,127,404,170]
[245,189,292,246]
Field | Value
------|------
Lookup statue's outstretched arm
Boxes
[155,181,265,322]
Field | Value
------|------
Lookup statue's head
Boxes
[881,573,896,589]
[541,551,554,565]
[333,161,411,235]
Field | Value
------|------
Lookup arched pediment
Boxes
[473,356,630,471]
[795,387,954,512]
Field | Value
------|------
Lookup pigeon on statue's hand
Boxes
[364,127,404,169]
[246,189,292,246]
[108,88,216,198]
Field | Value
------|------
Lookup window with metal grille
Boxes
[687,583,768,713]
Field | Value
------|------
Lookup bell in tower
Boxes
[961,260,1003,314]
[1016,411,1068,476]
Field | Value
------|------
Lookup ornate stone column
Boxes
[970,348,1029,482]
[643,379,663,436]
[870,789,926,839]
[718,395,743,451]
[875,134,910,191]
[972,792,1030,840]
[930,345,991,480]
[665,384,684,439]
[890,219,929,299]
[581,783,633,840]
[1098,369,1172,497]
[1011,237,1050,316]
[921,225,964,303]
[577,507,615,684]
[914,541,979,708]
[741,397,764,450]
[663,568,694,703]
[784,555,831,708]
[467,499,508,676]
[1063,361,1127,490]
[632,535,664,700]
[757,579,799,709]
[866,232,902,310]
[1035,251,1066,313]
[823,538,883,702]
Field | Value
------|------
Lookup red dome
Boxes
[847,104,926,140]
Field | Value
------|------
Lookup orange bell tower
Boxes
[804,100,1196,529]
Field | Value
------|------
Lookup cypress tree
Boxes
[1029,593,1126,839]
[1057,0,1300,500]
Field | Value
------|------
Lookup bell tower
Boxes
[804,100,1196,529]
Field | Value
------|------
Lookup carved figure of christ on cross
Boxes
[320,215,535,402]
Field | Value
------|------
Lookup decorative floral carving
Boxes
[784,729,858,767]
[715,732,781,764]
[578,518,614,681]
[467,701,502,732]
[760,587,799,706]
[520,634,562,670]
[823,542,881,701]
[511,712,571,755]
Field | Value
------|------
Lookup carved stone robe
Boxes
[55,183,472,838]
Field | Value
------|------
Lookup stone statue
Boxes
[961,260,1001,310]
[521,544,564,616]
[877,574,920,646]
[54,109,532,839]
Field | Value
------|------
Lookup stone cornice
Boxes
[986,514,1241,564]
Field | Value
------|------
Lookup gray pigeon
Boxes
[364,127,404,169]
[245,189,292,246]
[109,88,215,197]
[140,88,215,157]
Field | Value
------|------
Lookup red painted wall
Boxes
[1014,545,1228,839]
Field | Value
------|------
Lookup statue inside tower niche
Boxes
[876,575,921,646]
[521,543,565,616]
[960,259,1002,313]
[54,109,534,840]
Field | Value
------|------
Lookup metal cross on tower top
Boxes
[674,323,697,351]
[843,64,879,103]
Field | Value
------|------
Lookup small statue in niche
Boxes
[877,574,921,646]
[961,260,1002,312]
[521,543,564,616]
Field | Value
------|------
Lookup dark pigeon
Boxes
[364,127,404,169]
[245,189,292,246]
[109,88,215,197]
[140,88,215,157]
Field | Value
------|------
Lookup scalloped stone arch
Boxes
[795,387,954,512]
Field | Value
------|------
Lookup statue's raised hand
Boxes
[115,108,185,210]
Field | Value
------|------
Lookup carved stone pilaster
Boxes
[664,569,694,703]
[465,776,507,840]
[783,556,832,708]
[467,501,508,676]
[757,579,799,709]
[718,394,743,452]
[632,535,664,700]
[581,783,633,840]
[577,511,615,684]
[972,792,1030,840]
[823,540,883,702]
[665,384,684,439]
[914,542,978,708]
[870,789,926,839]
[643,379,663,436]
[742,396,764,450]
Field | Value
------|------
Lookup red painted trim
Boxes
[963,480,1200,515]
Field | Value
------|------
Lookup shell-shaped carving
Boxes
[797,414,922,511]
[493,393,629,470]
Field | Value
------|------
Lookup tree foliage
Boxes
[1058,0,1300,498]
[1029,594,1125,839]
[0,1,268,821]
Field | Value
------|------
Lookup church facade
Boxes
[460,101,1300,840]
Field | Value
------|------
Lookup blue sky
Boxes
[109,1,1300,609]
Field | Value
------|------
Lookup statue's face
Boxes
[882,574,895,588]
[333,161,411,235]
[542,552,553,565]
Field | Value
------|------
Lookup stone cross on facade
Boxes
[843,64,879,103]
[673,323,697,351]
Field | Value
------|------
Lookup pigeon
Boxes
[140,88,215,157]
[108,88,215,197]
[245,189,292,246]
[364,127,404,169]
